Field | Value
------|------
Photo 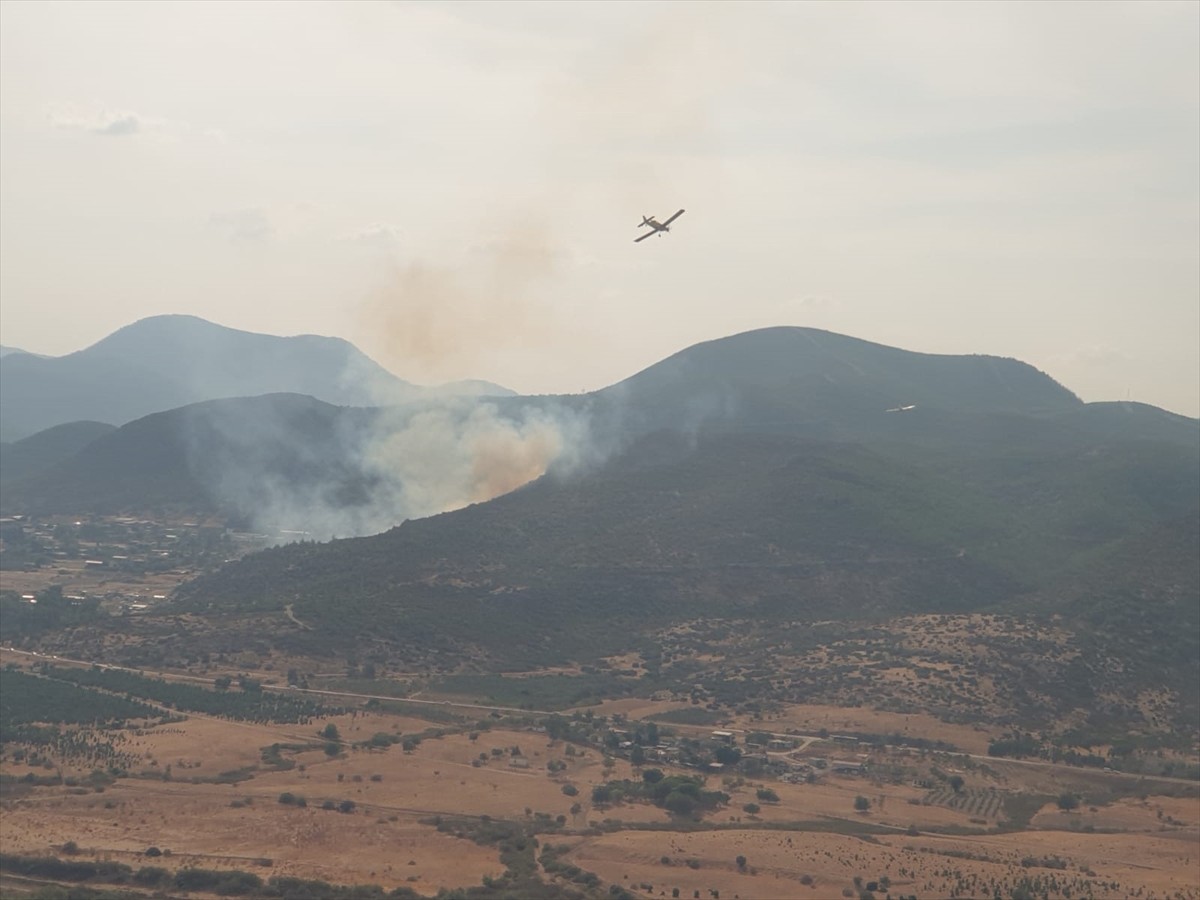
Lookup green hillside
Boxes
[0,421,116,487]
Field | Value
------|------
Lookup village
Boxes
[0,513,296,615]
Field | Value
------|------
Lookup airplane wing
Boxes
[634,231,656,243]
[661,209,685,227]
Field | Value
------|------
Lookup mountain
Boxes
[0,315,512,441]
[588,327,1082,439]
[172,422,1198,730]
[5,327,1195,526]
[1,394,379,523]
[9,324,1196,731]
[0,421,117,488]
[0,345,39,358]
[162,329,1197,674]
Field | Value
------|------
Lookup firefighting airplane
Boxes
[635,209,685,242]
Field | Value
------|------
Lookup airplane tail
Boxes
[640,216,652,227]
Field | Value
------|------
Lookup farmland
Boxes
[2,653,1197,900]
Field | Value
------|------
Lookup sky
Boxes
[1,0,1197,416]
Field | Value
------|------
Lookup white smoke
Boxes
[359,399,596,521]
[189,392,605,543]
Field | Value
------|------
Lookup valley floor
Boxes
[2,656,1197,900]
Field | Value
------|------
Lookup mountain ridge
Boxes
[0,315,512,441]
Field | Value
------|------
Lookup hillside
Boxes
[172,425,1198,721]
[8,325,1197,734]
[0,421,116,488]
[588,327,1083,440]
[6,327,1193,528]
[0,394,379,523]
[0,315,512,441]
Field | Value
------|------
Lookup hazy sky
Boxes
[2,0,1197,415]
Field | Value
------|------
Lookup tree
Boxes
[544,715,568,741]
[853,795,870,812]
[743,802,760,814]
[756,788,779,803]
[735,855,747,871]
[630,744,646,766]
[664,791,696,816]
[321,723,340,742]
[948,775,964,793]
[1057,792,1080,811]
[714,745,742,766]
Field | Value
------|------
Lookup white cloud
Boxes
[208,209,273,244]
[48,105,145,136]
[341,223,403,251]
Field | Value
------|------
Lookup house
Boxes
[831,760,865,774]
[711,731,735,744]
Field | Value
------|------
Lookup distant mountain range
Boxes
[4,326,1197,522]
[0,345,39,358]
[0,315,512,442]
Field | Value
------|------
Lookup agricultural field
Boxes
[2,654,1198,899]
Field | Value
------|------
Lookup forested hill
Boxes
[586,327,1084,440]
[175,423,1199,671]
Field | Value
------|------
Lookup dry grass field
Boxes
[562,827,1200,900]
[2,667,1197,899]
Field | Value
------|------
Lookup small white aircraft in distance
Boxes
[635,209,685,242]
[885,404,917,413]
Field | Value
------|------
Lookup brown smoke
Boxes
[358,220,560,386]
[350,6,751,515]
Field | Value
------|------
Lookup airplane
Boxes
[885,404,917,413]
[635,209,685,242]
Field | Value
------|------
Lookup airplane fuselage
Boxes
[635,209,685,243]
